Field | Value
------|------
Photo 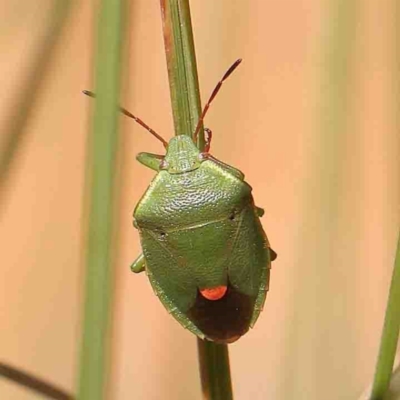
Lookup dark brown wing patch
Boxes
[187,283,255,343]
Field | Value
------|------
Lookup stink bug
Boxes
[85,59,276,343]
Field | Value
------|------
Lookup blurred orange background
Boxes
[0,0,399,399]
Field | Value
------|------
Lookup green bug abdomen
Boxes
[137,204,270,342]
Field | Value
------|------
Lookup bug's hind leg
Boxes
[254,207,277,261]
[254,207,277,260]
[256,207,265,217]
[130,253,146,273]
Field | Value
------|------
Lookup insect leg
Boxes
[136,152,164,171]
[254,207,277,260]
[256,207,265,217]
[204,128,212,152]
[130,253,146,273]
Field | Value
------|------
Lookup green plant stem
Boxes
[160,0,205,148]
[370,232,400,399]
[369,2,400,397]
[77,1,125,399]
[197,341,233,400]
[159,1,232,399]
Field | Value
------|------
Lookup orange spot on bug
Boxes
[200,285,228,301]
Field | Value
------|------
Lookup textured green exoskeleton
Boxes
[127,60,276,343]
[131,137,276,343]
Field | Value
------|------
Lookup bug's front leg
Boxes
[136,152,164,171]
[204,128,212,152]
[130,253,146,273]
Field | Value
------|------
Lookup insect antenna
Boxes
[193,59,242,144]
[82,90,168,148]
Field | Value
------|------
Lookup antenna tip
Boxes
[230,59,242,71]
[82,90,95,97]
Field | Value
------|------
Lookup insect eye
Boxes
[198,153,208,161]
[159,159,168,170]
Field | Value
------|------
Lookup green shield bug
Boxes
[85,59,276,343]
